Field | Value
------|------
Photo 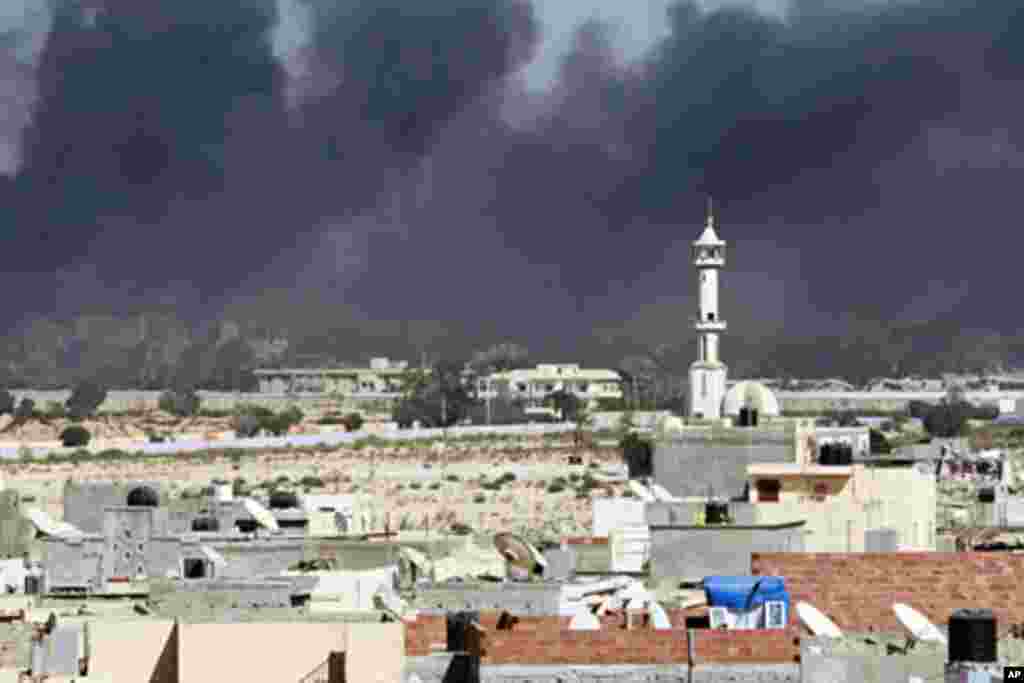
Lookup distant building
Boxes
[254,357,415,396]
[474,363,622,409]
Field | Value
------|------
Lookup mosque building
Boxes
[687,200,780,423]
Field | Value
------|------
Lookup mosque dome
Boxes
[722,381,780,418]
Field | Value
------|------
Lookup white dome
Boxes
[722,381,780,418]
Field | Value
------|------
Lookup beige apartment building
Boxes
[474,364,623,409]
[254,358,416,396]
[747,459,937,552]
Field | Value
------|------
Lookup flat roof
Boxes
[649,520,807,531]
[747,463,853,477]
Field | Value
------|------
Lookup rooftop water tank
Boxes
[949,608,997,663]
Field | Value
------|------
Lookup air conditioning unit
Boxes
[709,607,730,630]
[764,601,787,629]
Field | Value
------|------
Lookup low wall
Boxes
[752,552,1024,633]
[0,423,577,460]
[776,390,1022,413]
[402,612,800,665]
[403,659,801,683]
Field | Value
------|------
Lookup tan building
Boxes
[84,619,404,682]
[747,460,937,552]
[475,363,622,409]
[254,357,416,396]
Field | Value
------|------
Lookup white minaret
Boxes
[689,198,729,420]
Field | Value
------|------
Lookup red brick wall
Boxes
[405,609,799,665]
[690,627,800,664]
[753,552,1024,634]
[404,615,447,656]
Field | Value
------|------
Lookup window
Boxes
[182,558,208,580]
[756,479,781,503]
[707,312,715,321]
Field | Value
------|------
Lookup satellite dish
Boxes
[796,601,843,639]
[627,481,656,502]
[493,533,547,572]
[649,601,672,630]
[243,498,279,532]
[568,606,601,631]
[649,483,681,503]
[894,603,947,645]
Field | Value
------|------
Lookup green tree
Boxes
[158,389,201,418]
[545,389,581,422]
[66,381,107,420]
[0,390,13,415]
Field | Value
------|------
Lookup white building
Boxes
[475,364,622,409]
[689,201,729,420]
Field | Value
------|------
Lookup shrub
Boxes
[409,481,422,490]
[234,415,261,438]
[66,381,107,420]
[43,401,66,419]
[13,398,34,421]
[300,475,324,489]
[546,482,566,494]
[232,478,249,496]
[450,523,473,535]
[445,474,460,482]
[428,482,441,490]
[159,389,201,418]
[0,390,13,415]
[620,432,653,479]
[60,425,91,448]
[473,493,487,503]
[342,413,365,432]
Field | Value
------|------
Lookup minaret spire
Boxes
[706,195,714,228]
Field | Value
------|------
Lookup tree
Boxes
[0,390,13,416]
[60,425,91,448]
[545,389,581,422]
[341,413,364,432]
[158,389,201,418]
[66,381,107,420]
[234,414,261,438]
[869,429,891,454]
[621,432,653,479]
[13,398,34,421]
[468,343,531,375]
[393,359,474,428]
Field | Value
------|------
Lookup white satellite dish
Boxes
[894,603,946,645]
[568,606,601,631]
[649,601,672,630]
[649,483,681,502]
[493,533,547,572]
[243,498,279,532]
[627,480,656,502]
[796,601,843,639]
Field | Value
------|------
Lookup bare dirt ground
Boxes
[1,436,628,539]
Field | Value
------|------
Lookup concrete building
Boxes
[652,422,802,500]
[474,364,622,410]
[689,200,729,420]
[253,357,414,395]
[747,460,937,551]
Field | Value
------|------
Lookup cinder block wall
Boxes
[753,552,1024,633]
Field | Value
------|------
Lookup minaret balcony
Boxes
[694,319,728,332]
[693,257,725,268]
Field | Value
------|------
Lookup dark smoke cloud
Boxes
[2,0,1024,374]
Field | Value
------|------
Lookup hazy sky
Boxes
[1,0,1022,368]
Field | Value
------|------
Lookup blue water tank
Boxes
[703,576,790,612]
